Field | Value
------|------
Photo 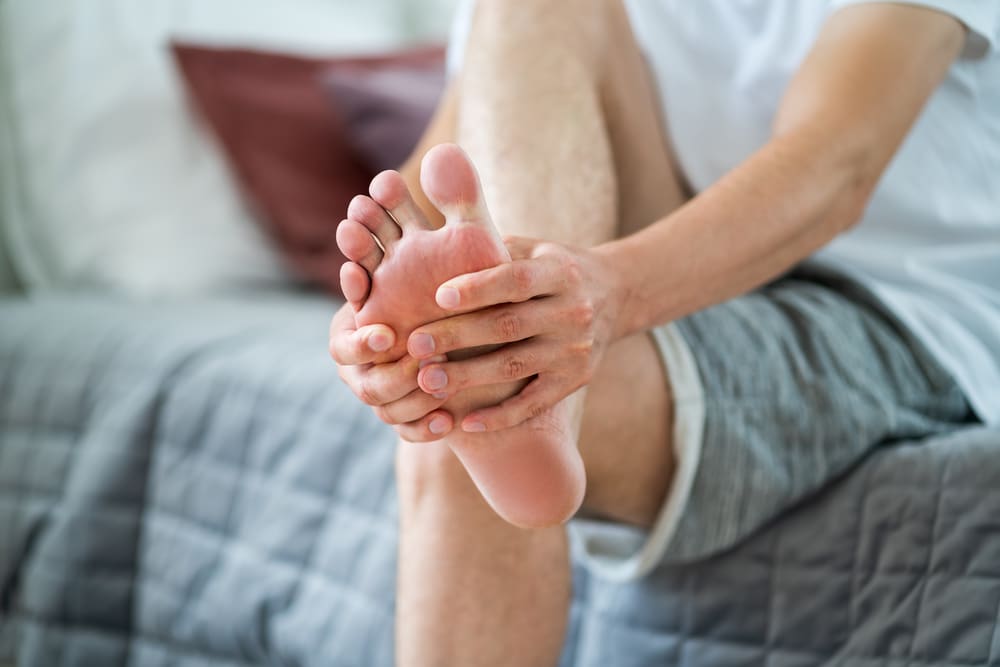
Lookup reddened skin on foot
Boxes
[337,143,587,528]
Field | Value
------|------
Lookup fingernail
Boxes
[368,333,391,352]
[423,368,448,391]
[410,333,435,357]
[432,392,448,400]
[463,420,486,433]
[429,416,449,435]
[437,286,460,309]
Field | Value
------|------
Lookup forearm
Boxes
[600,2,963,338]
[601,127,869,337]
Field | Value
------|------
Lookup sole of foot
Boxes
[338,143,586,528]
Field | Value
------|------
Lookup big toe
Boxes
[420,143,492,225]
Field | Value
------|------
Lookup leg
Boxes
[456,0,684,528]
[457,0,686,240]
[393,1,687,665]
[577,334,676,528]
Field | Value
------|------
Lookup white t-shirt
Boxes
[624,0,1000,424]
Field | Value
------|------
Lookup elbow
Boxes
[834,166,878,233]
[833,186,870,233]
[772,110,882,235]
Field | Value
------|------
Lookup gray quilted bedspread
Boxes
[1,294,998,667]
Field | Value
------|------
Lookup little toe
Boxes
[336,219,383,274]
[347,195,401,251]
[420,143,492,226]
[370,170,435,232]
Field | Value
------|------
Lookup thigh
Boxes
[577,331,675,528]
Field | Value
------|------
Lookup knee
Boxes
[471,0,622,57]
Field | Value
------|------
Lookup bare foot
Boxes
[337,144,585,527]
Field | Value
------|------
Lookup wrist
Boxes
[592,238,645,341]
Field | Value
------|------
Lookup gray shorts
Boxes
[571,269,973,580]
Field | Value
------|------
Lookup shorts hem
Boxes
[570,323,705,581]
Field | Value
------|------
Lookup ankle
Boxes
[395,441,482,510]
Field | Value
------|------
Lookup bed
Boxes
[2,293,998,666]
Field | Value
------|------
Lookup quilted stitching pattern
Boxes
[1,295,998,666]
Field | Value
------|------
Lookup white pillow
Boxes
[0,0,440,296]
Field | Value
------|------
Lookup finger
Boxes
[394,410,455,442]
[407,303,550,359]
[461,377,566,432]
[435,255,566,312]
[328,304,360,362]
[340,261,371,309]
[329,313,396,365]
[343,355,431,406]
[416,341,547,395]
[374,387,448,425]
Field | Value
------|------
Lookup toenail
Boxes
[437,286,460,309]
[463,419,487,433]
[424,368,448,391]
[429,416,449,435]
[411,333,435,357]
[368,333,391,352]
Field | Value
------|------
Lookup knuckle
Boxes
[329,339,349,365]
[357,377,382,406]
[501,353,527,380]
[509,262,534,295]
[437,326,460,351]
[571,300,595,328]
[494,310,522,340]
[569,338,595,361]
[373,406,395,424]
[561,255,583,287]
[523,401,547,420]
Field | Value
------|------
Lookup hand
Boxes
[328,302,455,441]
[406,236,624,433]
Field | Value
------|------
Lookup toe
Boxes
[347,195,401,251]
[340,261,370,309]
[336,219,383,274]
[420,143,490,224]
[370,170,434,232]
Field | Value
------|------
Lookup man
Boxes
[329,1,999,664]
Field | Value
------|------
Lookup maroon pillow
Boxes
[171,43,445,296]
[324,64,446,173]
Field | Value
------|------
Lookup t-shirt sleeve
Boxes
[829,0,1000,59]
